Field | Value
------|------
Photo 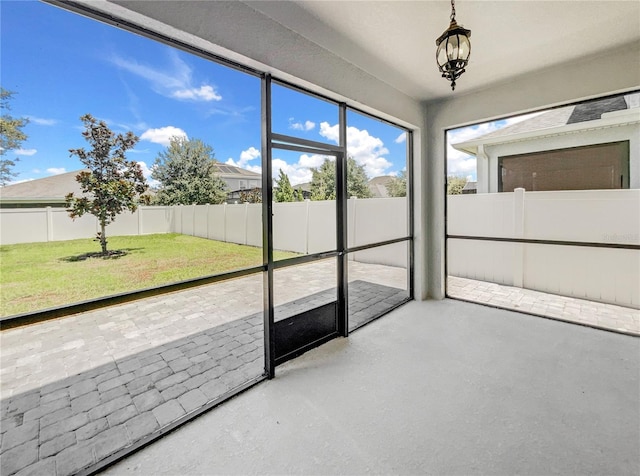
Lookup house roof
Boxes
[368,176,394,198]
[215,163,260,179]
[0,170,86,201]
[462,181,477,192]
[1,162,258,204]
[293,182,311,193]
[452,93,640,155]
[472,95,631,142]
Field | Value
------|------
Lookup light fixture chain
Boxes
[450,0,456,22]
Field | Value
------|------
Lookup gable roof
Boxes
[215,163,260,179]
[1,163,260,204]
[368,175,394,198]
[452,93,640,155]
[474,95,631,142]
[0,170,86,200]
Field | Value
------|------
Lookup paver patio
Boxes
[0,260,407,476]
[448,276,639,335]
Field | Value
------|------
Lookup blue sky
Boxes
[1,1,408,187]
[447,113,542,181]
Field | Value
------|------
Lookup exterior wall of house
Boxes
[477,121,640,193]
[223,177,261,191]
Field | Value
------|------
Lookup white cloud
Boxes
[225,147,333,186]
[240,146,261,164]
[394,132,407,144]
[298,154,328,169]
[128,148,151,155]
[26,116,57,126]
[15,148,37,156]
[140,126,188,146]
[319,122,392,177]
[172,85,221,102]
[289,118,316,131]
[109,50,222,103]
[47,167,66,175]
[319,122,339,142]
[226,146,262,175]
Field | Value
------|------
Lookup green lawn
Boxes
[1,233,295,317]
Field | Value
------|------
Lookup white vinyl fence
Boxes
[0,198,408,268]
[448,188,640,309]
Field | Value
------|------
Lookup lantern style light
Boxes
[435,0,471,91]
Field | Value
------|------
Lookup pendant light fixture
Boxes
[436,0,471,91]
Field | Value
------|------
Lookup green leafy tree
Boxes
[274,169,300,202]
[310,157,373,201]
[151,137,227,205]
[239,188,262,203]
[386,170,407,197]
[447,175,468,195]
[0,88,29,186]
[66,114,148,256]
[310,160,335,201]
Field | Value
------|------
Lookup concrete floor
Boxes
[104,299,639,476]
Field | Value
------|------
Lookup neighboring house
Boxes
[215,163,261,193]
[292,182,312,200]
[0,163,261,208]
[0,171,87,208]
[452,93,640,193]
[461,181,477,194]
[368,176,393,198]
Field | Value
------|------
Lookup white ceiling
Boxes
[244,1,640,102]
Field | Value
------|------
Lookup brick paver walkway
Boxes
[448,276,639,335]
[0,261,407,476]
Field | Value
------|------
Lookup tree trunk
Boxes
[100,222,108,255]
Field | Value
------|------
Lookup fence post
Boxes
[192,204,196,237]
[46,207,53,242]
[137,207,143,235]
[223,203,227,243]
[206,204,210,240]
[305,199,310,254]
[244,202,249,245]
[513,188,525,287]
[351,197,357,253]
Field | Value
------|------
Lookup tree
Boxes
[274,169,301,202]
[0,88,29,186]
[66,114,148,256]
[309,157,373,201]
[386,170,407,197]
[447,175,468,195]
[239,188,262,203]
[151,137,227,205]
